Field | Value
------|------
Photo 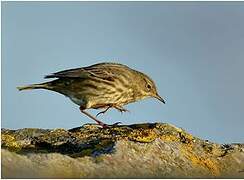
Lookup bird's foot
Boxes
[114,106,129,113]
[80,107,122,129]
[96,106,111,117]
[98,122,109,128]
[99,121,122,128]
[110,121,122,127]
[80,109,109,128]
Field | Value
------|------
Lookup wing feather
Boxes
[44,62,129,81]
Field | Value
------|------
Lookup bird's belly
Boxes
[69,96,85,106]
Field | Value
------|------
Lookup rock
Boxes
[1,123,244,178]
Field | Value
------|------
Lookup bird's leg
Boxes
[114,105,129,113]
[79,106,108,128]
[96,106,111,117]
[105,105,129,126]
[96,105,123,126]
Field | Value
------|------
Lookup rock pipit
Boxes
[17,62,165,128]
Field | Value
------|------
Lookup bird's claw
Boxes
[115,107,129,113]
[120,109,128,113]
[96,106,129,117]
[111,121,122,126]
[96,111,104,117]
[100,121,122,128]
[96,106,111,117]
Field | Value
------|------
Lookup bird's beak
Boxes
[155,94,166,104]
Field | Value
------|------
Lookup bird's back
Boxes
[45,62,132,79]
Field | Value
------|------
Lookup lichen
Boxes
[180,143,220,177]
[1,134,22,152]
[1,123,244,178]
[128,129,157,143]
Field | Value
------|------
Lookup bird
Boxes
[17,62,165,128]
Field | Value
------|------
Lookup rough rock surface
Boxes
[1,123,244,178]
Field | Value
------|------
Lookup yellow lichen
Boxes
[179,132,194,143]
[128,129,157,143]
[181,143,220,177]
[1,134,22,151]
[160,135,180,142]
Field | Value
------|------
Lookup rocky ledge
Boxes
[1,123,244,178]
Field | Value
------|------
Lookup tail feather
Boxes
[17,83,48,91]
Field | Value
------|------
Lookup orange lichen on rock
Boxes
[181,143,220,177]
[1,123,244,178]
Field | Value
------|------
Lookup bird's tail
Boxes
[17,83,49,91]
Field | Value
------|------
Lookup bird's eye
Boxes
[147,84,151,90]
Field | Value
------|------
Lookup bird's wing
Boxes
[45,67,91,79]
[45,63,127,80]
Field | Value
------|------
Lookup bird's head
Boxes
[138,72,165,104]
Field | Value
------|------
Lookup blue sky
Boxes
[2,2,244,143]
